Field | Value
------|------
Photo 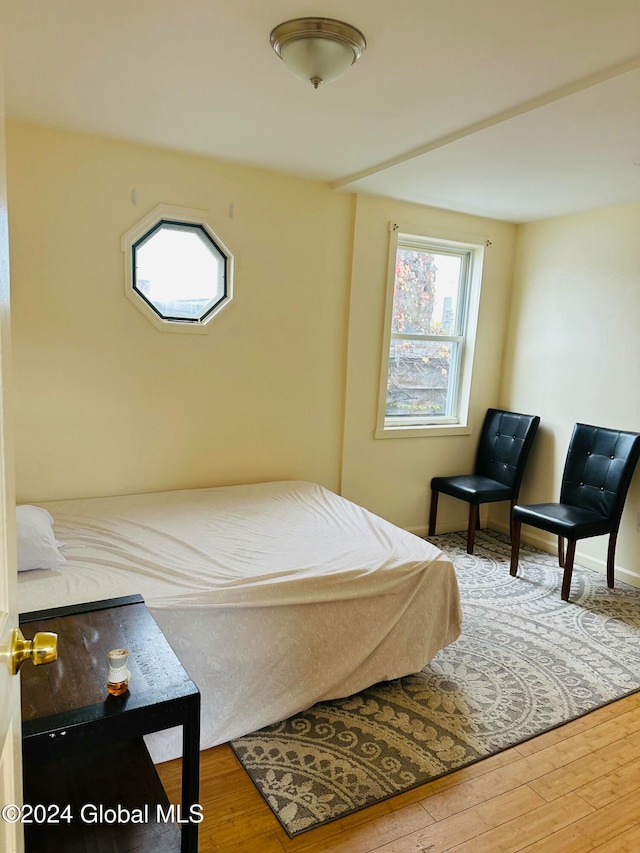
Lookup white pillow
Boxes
[16,505,66,572]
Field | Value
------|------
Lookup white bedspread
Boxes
[18,481,462,762]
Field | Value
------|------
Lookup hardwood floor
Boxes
[157,691,640,852]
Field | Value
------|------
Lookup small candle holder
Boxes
[107,648,131,696]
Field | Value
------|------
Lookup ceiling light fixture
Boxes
[270,17,366,89]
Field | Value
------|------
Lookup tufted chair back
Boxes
[475,409,541,492]
[560,424,640,523]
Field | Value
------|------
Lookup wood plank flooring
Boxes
[156,692,640,852]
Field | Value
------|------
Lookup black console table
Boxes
[20,594,200,853]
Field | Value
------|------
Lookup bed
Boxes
[18,480,462,763]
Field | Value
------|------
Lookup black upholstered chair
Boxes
[510,423,640,601]
[428,408,540,554]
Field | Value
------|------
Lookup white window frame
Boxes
[121,204,234,334]
[375,222,486,439]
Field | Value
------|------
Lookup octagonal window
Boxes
[122,205,234,333]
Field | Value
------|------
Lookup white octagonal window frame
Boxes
[121,204,234,333]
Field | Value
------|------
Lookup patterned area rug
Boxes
[230,531,640,837]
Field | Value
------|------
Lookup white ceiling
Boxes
[2,0,640,223]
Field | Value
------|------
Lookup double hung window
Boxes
[377,225,485,437]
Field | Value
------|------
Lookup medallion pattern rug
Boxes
[230,531,640,837]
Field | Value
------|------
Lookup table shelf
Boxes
[23,738,181,853]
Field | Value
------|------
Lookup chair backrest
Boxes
[560,423,640,522]
[474,409,541,492]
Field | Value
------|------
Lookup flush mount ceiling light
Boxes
[270,17,366,89]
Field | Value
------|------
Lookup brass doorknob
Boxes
[10,628,58,675]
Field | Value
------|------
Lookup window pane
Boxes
[385,339,456,419]
[391,248,463,335]
[135,224,225,321]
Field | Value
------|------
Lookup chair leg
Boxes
[558,536,565,568]
[510,519,521,576]
[561,540,576,601]
[428,489,439,537]
[509,499,516,542]
[467,504,479,554]
[607,531,618,588]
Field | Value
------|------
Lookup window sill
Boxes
[374,423,472,439]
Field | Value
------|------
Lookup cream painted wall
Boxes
[498,202,640,585]
[341,194,517,532]
[7,121,354,502]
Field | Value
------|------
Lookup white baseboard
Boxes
[408,520,640,591]
[407,521,464,537]
[490,519,640,591]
